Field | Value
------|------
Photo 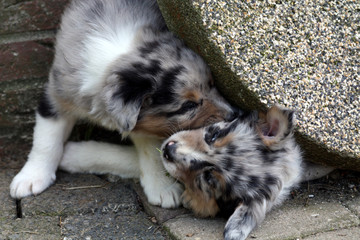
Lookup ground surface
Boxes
[1,137,360,239]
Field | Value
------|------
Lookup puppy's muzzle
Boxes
[163,141,177,162]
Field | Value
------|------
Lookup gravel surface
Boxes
[193,0,359,157]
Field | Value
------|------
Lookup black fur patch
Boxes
[283,111,294,137]
[217,198,241,218]
[131,60,162,76]
[114,60,163,105]
[151,66,184,106]
[166,101,199,118]
[258,146,278,163]
[114,70,154,105]
[226,144,237,155]
[248,176,261,189]
[37,92,57,118]
[189,160,214,172]
[204,126,220,145]
[205,120,239,145]
[223,157,234,172]
[265,173,280,187]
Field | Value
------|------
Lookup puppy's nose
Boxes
[163,141,177,162]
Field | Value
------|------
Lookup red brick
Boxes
[0,0,69,34]
[0,40,54,82]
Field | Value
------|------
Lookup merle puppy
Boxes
[10,0,233,208]
[161,105,303,239]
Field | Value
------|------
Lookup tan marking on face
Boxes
[212,170,227,192]
[178,130,208,152]
[179,167,227,217]
[213,133,235,148]
[182,188,220,217]
[182,90,201,102]
[181,169,219,217]
[180,99,226,130]
[134,96,228,138]
[133,115,170,138]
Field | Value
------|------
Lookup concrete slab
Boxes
[20,171,140,217]
[1,170,170,239]
[250,196,360,240]
[133,182,190,224]
[0,169,16,219]
[343,195,360,217]
[164,215,225,240]
[303,226,360,240]
[0,216,61,240]
[61,213,166,240]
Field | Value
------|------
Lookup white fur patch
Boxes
[130,133,183,208]
[10,113,75,198]
[60,141,140,178]
[80,26,137,95]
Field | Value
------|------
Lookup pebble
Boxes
[193,0,359,158]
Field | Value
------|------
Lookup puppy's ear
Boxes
[224,202,265,240]
[257,105,296,146]
[182,167,225,217]
[103,71,155,133]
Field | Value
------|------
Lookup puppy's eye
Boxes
[205,129,220,144]
[210,131,220,142]
[166,101,199,118]
[181,101,199,111]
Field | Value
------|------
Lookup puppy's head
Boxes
[160,105,296,217]
[104,33,234,137]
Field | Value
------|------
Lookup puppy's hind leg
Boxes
[10,112,75,199]
[130,134,183,208]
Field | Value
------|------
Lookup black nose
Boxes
[163,141,177,162]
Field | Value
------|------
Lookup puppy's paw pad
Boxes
[10,169,55,199]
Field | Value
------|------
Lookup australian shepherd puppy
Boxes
[10,0,233,208]
[161,105,303,239]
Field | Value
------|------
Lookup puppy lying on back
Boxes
[10,0,233,208]
[161,105,303,240]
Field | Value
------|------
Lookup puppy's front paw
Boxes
[10,164,55,199]
[141,174,183,208]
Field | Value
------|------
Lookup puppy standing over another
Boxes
[10,0,233,208]
[161,105,303,239]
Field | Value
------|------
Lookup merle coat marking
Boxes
[10,0,233,208]
[161,105,303,239]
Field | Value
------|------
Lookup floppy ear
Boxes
[257,105,296,147]
[103,70,155,133]
[182,167,225,217]
[224,202,266,240]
